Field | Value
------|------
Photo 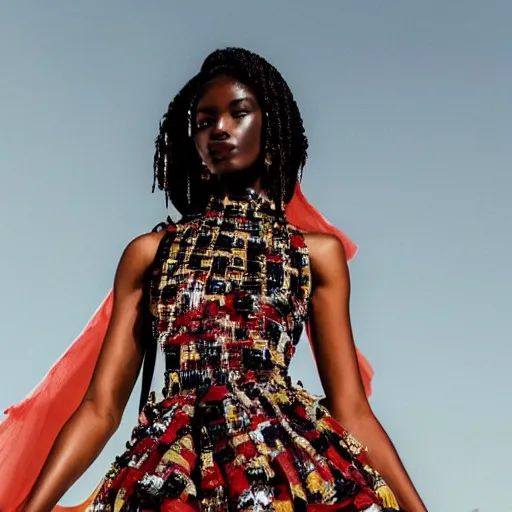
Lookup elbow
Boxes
[327,395,374,430]
[82,397,122,436]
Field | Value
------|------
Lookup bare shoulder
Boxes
[116,229,168,283]
[303,233,348,286]
[123,229,167,259]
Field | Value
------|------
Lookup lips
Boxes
[208,142,236,160]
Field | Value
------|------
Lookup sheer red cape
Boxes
[0,181,373,511]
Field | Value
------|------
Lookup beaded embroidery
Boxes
[149,189,310,400]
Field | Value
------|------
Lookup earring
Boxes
[264,152,272,173]
[200,162,211,180]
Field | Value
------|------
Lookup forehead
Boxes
[196,75,259,108]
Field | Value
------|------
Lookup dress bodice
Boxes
[149,189,311,399]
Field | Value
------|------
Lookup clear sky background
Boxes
[0,2,510,511]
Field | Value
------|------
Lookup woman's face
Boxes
[193,75,263,177]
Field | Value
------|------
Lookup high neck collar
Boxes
[205,188,282,220]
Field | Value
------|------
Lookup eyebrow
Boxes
[196,97,253,114]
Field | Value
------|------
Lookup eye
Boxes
[232,109,248,118]
[196,117,213,129]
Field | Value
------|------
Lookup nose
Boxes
[210,114,231,140]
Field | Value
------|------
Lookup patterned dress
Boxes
[91,189,401,511]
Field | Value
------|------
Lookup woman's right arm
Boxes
[22,231,164,512]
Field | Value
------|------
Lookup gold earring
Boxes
[200,162,211,180]
[264,152,272,173]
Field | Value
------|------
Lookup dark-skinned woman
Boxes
[1,48,426,512]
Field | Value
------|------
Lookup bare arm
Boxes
[305,233,427,512]
[22,231,165,512]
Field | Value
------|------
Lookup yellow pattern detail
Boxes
[200,450,214,469]
[273,501,294,512]
[290,483,307,501]
[376,485,400,509]
[232,432,250,446]
[246,454,275,479]
[226,405,238,424]
[306,470,327,496]
[159,446,190,471]
[113,488,126,512]
[180,433,194,450]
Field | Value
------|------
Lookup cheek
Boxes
[194,134,209,161]
[239,118,262,157]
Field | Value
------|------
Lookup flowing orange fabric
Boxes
[0,181,373,511]
[0,293,113,511]
[286,182,374,397]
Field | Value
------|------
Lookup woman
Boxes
[1,48,426,511]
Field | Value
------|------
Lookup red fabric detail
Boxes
[199,461,226,490]
[161,499,200,512]
[201,385,229,402]
[160,410,190,446]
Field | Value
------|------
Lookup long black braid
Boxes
[152,47,309,216]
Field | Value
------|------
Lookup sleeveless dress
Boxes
[90,190,401,512]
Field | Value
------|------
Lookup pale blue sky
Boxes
[0,2,510,511]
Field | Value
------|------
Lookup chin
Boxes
[210,160,247,175]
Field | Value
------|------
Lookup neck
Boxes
[215,162,269,200]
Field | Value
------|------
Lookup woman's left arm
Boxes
[305,233,427,512]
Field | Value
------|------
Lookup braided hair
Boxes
[152,47,309,215]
